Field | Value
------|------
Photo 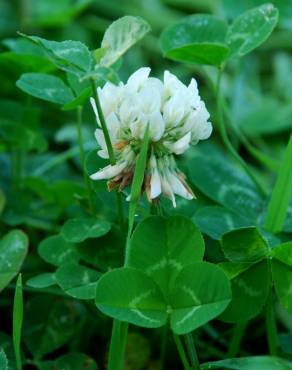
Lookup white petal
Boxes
[90,97,101,126]
[98,82,124,117]
[97,149,109,159]
[188,78,200,108]
[145,77,164,96]
[163,70,187,100]
[127,67,151,92]
[130,116,147,140]
[94,129,106,149]
[119,94,140,125]
[90,161,127,180]
[138,85,161,114]
[148,111,165,142]
[198,121,213,140]
[168,172,193,200]
[161,176,176,207]
[164,132,191,155]
[106,112,120,141]
[163,94,185,127]
[191,102,212,140]
[149,155,161,199]
[150,170,161,199]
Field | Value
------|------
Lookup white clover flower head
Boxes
[90,67,212,207]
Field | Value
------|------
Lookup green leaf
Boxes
[272,242,292,264]
[0,332,14,370]
[193,206,251,240]
[170,262,231,334]
[55,263,101,299]
[127,215,204,295]
[26,273,56,288]
[23,296,79,358]
[186,144,264,222]
[265,134,292,233]
[38,234,79,266]
[100,16,151,67]
[221,227,269,263]
[62,86,91,111]
[96,267,167,328]
[13,274,23,370]
[16,73,74,104]
[272,244,292,313]
[0,230,28,292]
[54,353,98,370]
[220,261,270,323]
[227,3,279,57]
[201,356,292,370]
[279,333,292,355]
[61,218,111,243]
[23,0,92,27]
[97,263,232,333]
[160,14,229,66]
[21,35,93,73]
[0,349,8,370]
[239,99,292,136]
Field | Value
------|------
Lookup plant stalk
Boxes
[227,322,248,358]
[90,78,115,165]
[173,334,191,370]
[107,320,129,370]
[184,333,200,370]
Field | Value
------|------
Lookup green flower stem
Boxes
[227,322,248,358]
[90,78,115,165]
[76,106,95,214]
[173,334,191,370]
[184,333,200,370]
[107,320,129,370]
[265,134,292,233]
[216,69,267,197]
[266,290,278,356]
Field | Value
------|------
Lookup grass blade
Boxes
[13,274,23,370]
[127,125,150,239]
[265,134,292,233]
